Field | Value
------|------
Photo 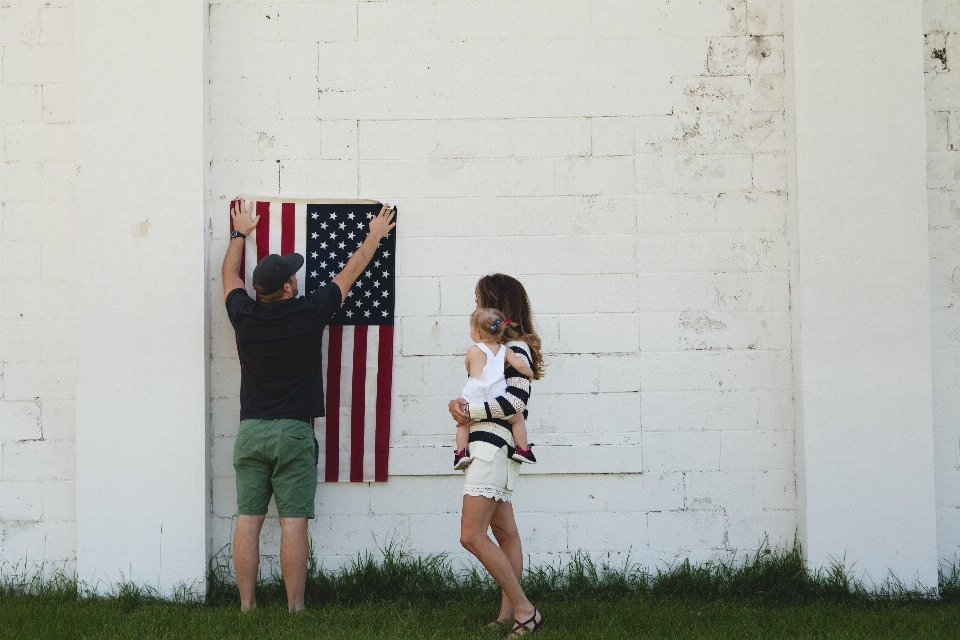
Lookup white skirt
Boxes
[463,445,520,502]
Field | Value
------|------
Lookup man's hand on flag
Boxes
[231,198,260,236]
[368,204,396,240]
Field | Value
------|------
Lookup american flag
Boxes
[233,195,395,482]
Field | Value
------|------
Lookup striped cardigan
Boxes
[466,341,532,462]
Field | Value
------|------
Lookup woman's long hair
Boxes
[475,273,546,380]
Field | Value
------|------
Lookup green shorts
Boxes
[233,418,319,519]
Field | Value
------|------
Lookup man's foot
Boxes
[511,444,537,464]
[454,448,473,470]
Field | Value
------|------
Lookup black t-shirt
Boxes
[225,283,342,420]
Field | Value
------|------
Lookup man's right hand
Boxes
[368,204,396,240]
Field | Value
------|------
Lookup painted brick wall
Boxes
[1,0,948,581]
[0,0,76,574]
[925,0,960,565]
[206,0,795,574]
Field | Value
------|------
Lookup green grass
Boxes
[4,542,960,639]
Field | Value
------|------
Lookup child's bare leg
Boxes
[456,421,472,452]
[507,414,528,449]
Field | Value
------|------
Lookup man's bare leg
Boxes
[234,514,266,611]
[280,517,309,612]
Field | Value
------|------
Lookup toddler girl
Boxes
[454,307,537,470]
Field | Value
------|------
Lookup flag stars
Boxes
[364,310,371,318]
[338,262,345,268]
[321,222,328,229]
[320,241,327,249]
[382,251,391,258]
[382,291,389,298]
[310,251,318,259]
[319,262,327,269]
[364,290,372,298]
[348,212,355,220]
[329,212,337,220]
[346,310,353,318]
[339,242,346,249]
[339,222,346,230]
[347,232,355,240]
[310,270,318,278]
[311,212,318,219]
[366,212,373,219]
[372,300,380,308]
[311,232,318,239]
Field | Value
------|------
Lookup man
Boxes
[222,198,396,611]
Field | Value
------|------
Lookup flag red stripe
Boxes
[324,326,343,482]
[281,202,295,256]
[256,201,270,262]
[349,325,368,482]
[254,202,271,301]
[375,325,394,482]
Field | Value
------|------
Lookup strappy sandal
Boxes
[508,609,543,636]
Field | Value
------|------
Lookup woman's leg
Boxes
[460,495,535,623]
[490,500,524,622]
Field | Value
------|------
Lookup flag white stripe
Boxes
[363,327,381,482]
[315,328,330,479]
[268,201,282,256]
[338,326,355,483]
[244,226,258,298]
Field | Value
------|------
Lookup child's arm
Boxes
[505,349,534,379]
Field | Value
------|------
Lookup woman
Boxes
[448,273,546,636]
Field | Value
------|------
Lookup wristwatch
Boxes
[230,230,246,240]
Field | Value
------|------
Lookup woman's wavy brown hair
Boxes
[475,273,545,380]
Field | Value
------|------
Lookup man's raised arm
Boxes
[331,204,396,303]
[222,198,260,301]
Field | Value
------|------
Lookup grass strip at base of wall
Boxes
[5,540,960,609]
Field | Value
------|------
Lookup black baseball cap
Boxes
[252,253,304,295]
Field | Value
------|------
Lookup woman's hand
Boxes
[448,398,470,425]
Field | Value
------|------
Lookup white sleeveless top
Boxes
[461,342,508,404]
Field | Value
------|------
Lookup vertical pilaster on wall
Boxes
[74,1,207,595]
[787,0,937,587]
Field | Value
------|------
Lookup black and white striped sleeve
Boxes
[467,345,532,421]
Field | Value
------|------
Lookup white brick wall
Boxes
[0,0,949,582]
[925,0,960,564]
[0,0,76,575]
[206,0,796,571]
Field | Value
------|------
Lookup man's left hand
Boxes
[231,198,260,236]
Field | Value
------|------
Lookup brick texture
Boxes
[205,0,797,570]
[0,0,76,574]
[926,0,960,565]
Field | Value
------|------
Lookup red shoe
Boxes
[511,444,537,464]
[454,448,473,470]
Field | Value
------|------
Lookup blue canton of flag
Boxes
[305,204,396,326]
